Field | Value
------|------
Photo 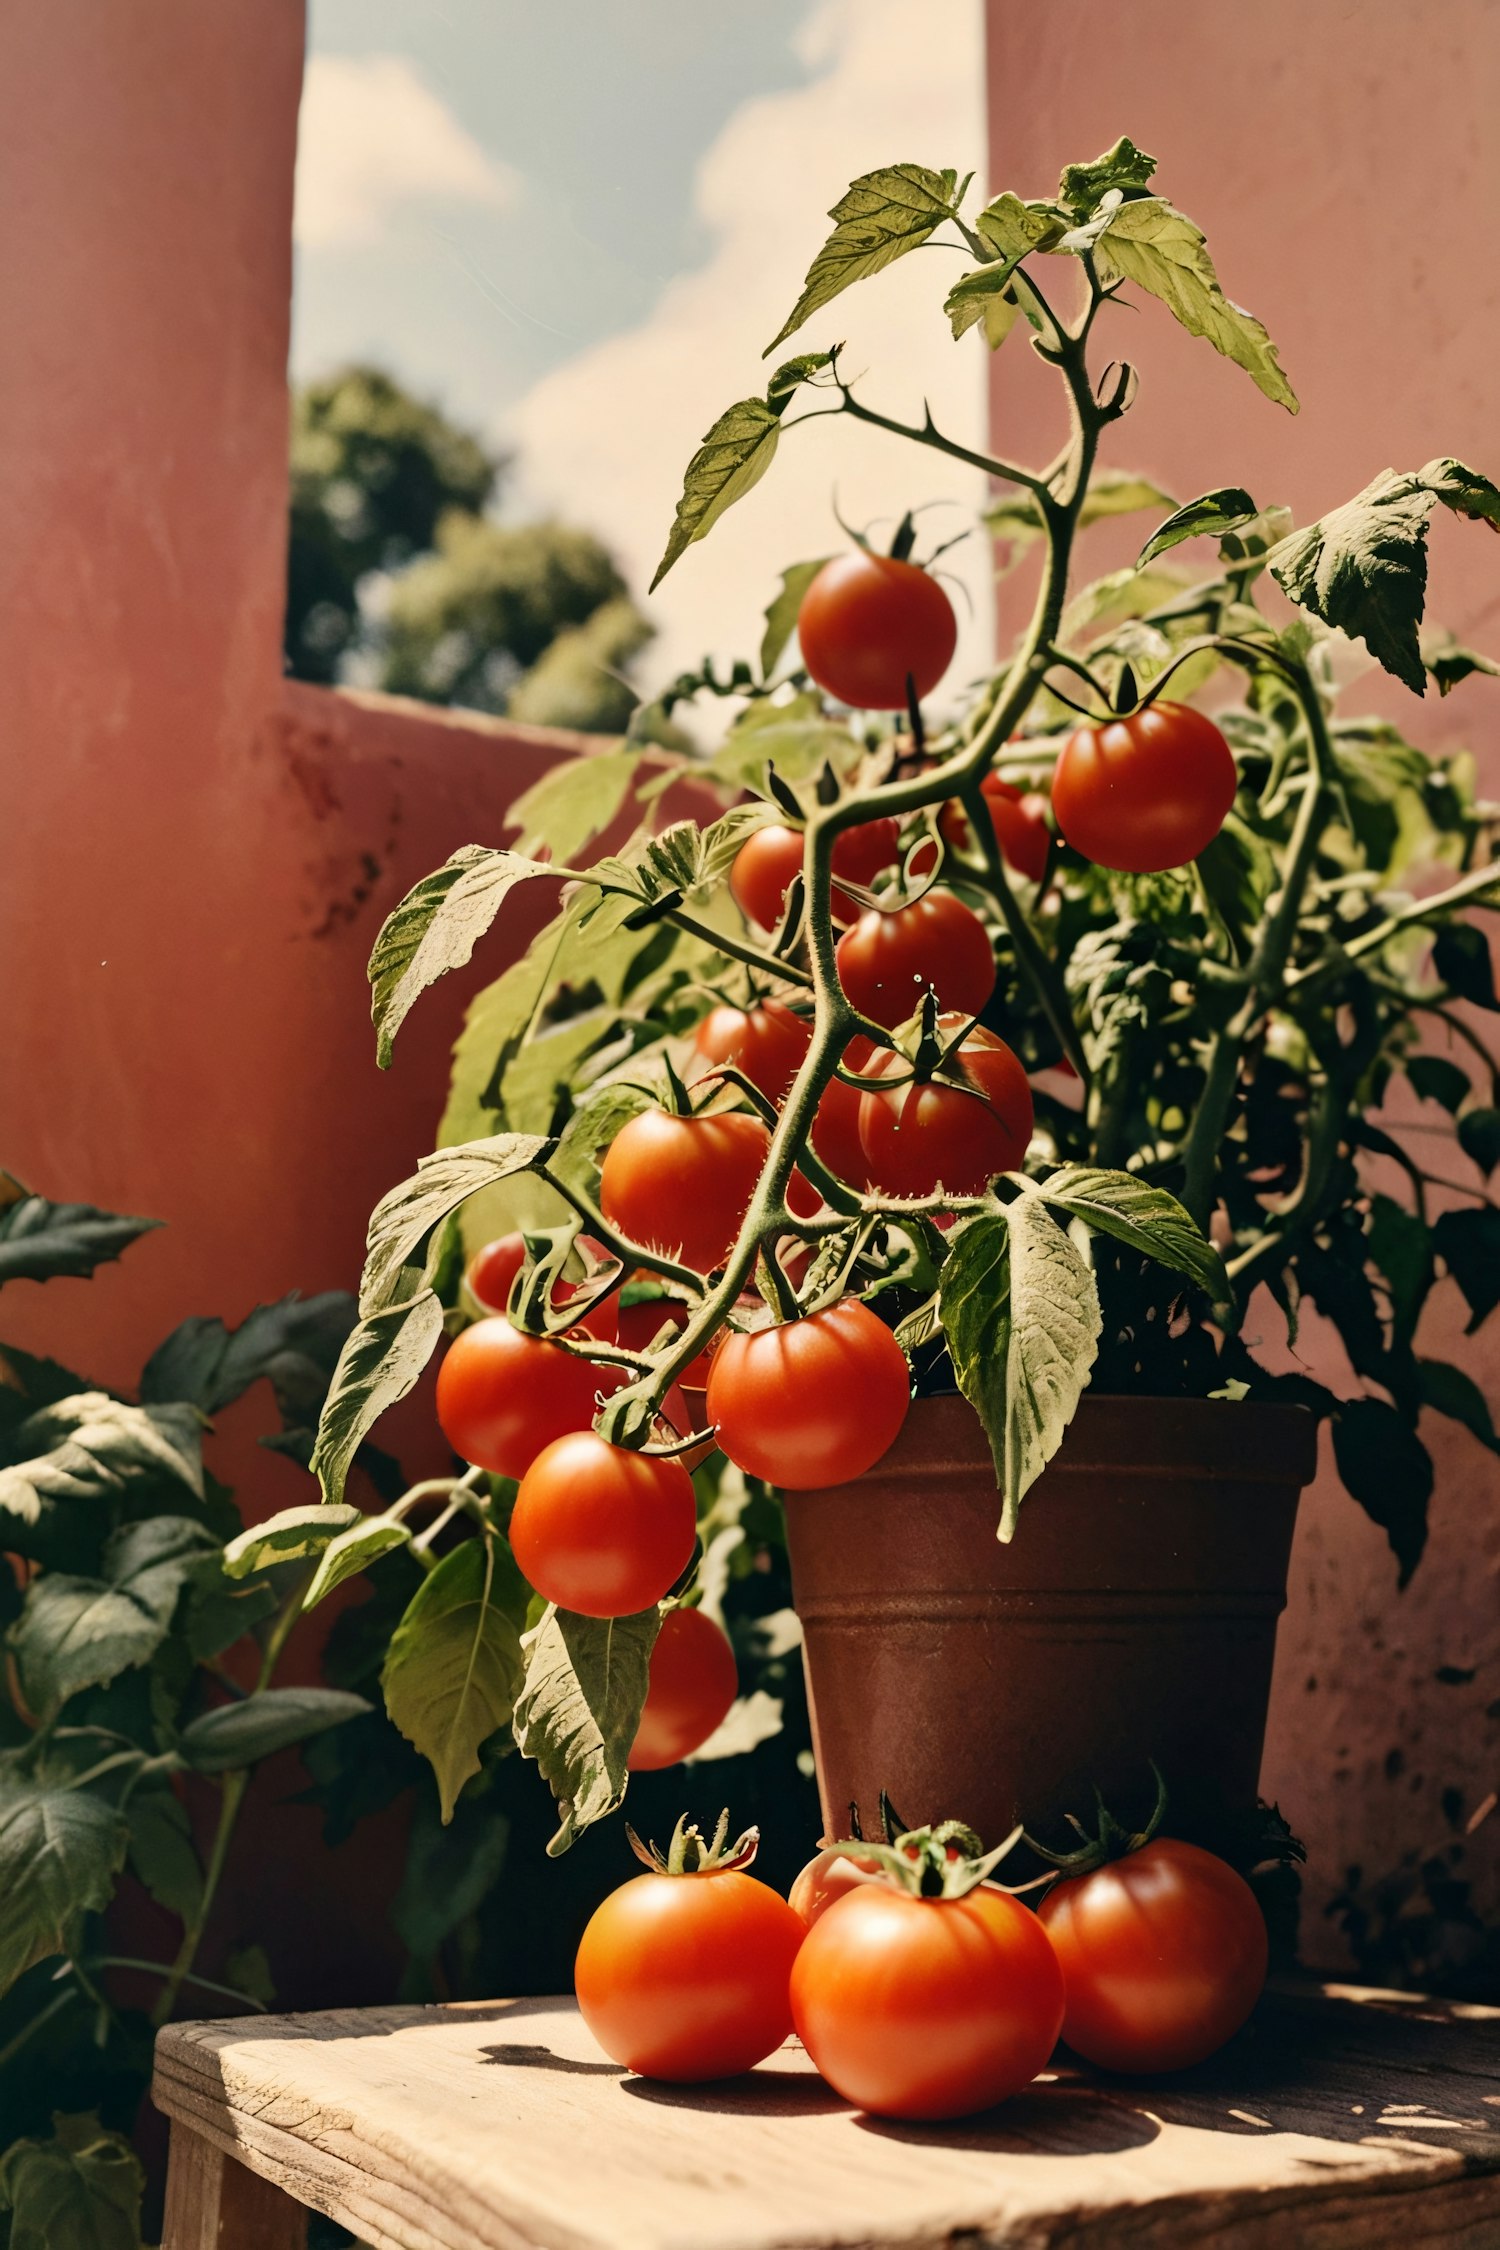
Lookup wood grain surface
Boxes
[153,1984,1500,2250]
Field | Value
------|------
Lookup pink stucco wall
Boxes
[986,0,1500,1966]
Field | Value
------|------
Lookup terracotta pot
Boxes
[784,1393,1317,1856]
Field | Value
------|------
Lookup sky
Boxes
[293,0,992,689]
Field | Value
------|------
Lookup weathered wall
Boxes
[985,0,1500,1969]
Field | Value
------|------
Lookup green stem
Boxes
[663,904,811,988]
[151,1770,248,2030]
[1293,858,1500,979]
[957,781,1089,1082]
[0,1987,76,2073]
[539,1165,708,1299]
[87,1956,269,2013]
[836,390,1048,497]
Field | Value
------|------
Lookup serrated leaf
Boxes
[650,396,782,593]
[381,1540,525,1822]
[0,2114,145,2250]
[1418,1358,1500,1455]
[310,1293,446,1508]
[1434,1205,1500,1331]
[0,1185,160,1289]
[938,1202,1101,1541]
[945,258,1026,347]
[1058,137,1158,217]
[1421,630,1500,697]
[1332,1398,1431,1584]
[221,1503,362,1578]
[361,1135,548,1317]
[1092,197,1297,412]
[765,163,961,355]
[9,1516,217,1713]
[1406,1055,1472,1112]
[303,1515,412,1611]
[760,558,829,679]
[179,1686,370,1774]
[0,1780,128,1996]
[1423,457,1500,527]
[975,190,1068,258]
[0,1396,203,1526]
[1035,1168,1231,1306]
[1138,487,1259,564]
[1268,471,1436,693]
[125,1785,203,1922]
[513,1602,660,1853]
[1433,920,1498,1011]
[506,750,643,866]
[370,846,556,1068]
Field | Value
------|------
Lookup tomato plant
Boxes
[859,1017,1034,1197]
[790,1823,1064,2118]
[435,1317,628,1479]
[692,996,810,1102]
[575,1816,805,2079]
[510,1430,697,1618]
[600,1108,769,1273]
[797,550,957,710]
[836,890,996,1027]
[1051,703,1238,873]
[943,774,1052,884]
[707,1299,911,1488]
[731,817,901,928]
[627,1606,740,1770]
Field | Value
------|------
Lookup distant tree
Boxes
[285,364,651,731]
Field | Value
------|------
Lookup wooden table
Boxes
[152,1984,1500,2249]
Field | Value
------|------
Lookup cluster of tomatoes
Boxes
[575,1806,1270,2119]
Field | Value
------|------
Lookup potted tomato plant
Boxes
[268,137,1499,1866]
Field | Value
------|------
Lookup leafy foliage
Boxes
[0,1182,159,1289]
[766,166,965,353]
[513,1605,661,1854]
[381,1542,525,1823]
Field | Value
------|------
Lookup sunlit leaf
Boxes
[370,846,557,1068]
[512,1602,660,1853]
[1091,197,1297,412]
[765,164,962,353]
[382,1541,525,1822]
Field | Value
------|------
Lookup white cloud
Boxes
[295,55,519,252]
[505,0,992,697]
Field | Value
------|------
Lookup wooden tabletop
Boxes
[152,1983,1500,2250]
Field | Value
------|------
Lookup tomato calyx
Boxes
[627,1808,760,1878]
[823,1819,1023,1901]
[1021,1760,1169,1878]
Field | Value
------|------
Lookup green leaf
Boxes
[938,1202,1102,1542]
[1195,815,1277,962]
[369,845,556,1068]
[1458,1105,1500,1174]
[1267,471,1437,694]
[392,1791,512,1960]
[512,1602,660,1853]
[1433,921,1498,1011]
[505,750,642,867]
[382,1541,526,1823]
[765,163,962,354]
[0,1780,128,1996]
[550,1080,654,1198]
[975,190,1068,258]
[1422,630,1500,697]
[1434,1206,1500,1331]
[0,2113,145,2250]
[9,1517,217,1713]
[649,397,781,593]
[125,1785,203,1922]
[1406,1055,1472,1112]
[1138,487,1259,565]
[178,1686,371,1774]
[303,1514,412,1611]
[361,1135,548,1316]
[1079,472,1179,529]
[1422,456,1500,528]
[1332,1398,1431,1585]
[945,259,1025,348]
[1035,1168,1231,1306]
[0,1395,203,1526]
[221,1502,362,1578]
[1367,1193,1434,1345]
[0,1181,160,1290]
[1092,198,1298,412]
[760,558,829,679]
[1058,137,1157,217]
[310,1293,446,1508]
[1418,1358,1500,1456]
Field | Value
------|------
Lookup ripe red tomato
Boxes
[465,1231,526,1314]
[1037,1838,1268,2073]
[730,819,901,929]
[509,1431,697,1618]
[435,1318,627,1479]
[788,1847,880,1928]
[691,997,811,1103]
[858,1016,1034,1196]
[836,891,996,1028]
[706,1299,910,1490]
[600,1109,768,1273]
[576,1857,804,2080]
[798,552,958,710]
[942,775,1052,883]
[1052,702,1238,873]
[791,1881,1064,2118]
[810,1037,877,1189]
[627,1607,739,1770]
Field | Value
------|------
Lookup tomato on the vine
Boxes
[797,551,958,710]
[790,1867,1064,2119]
[730,818,901,930]
[600,1109,769,1273]
[706,1298,910,1490]
[575,1817,804,2081]
[1052,702,1238,873]
[836,891,996,1028]
[465,1231,527,1315]
[509,1430,696,1619]
[1037,1837,1268,2073]
[858,1016,1034,1196]
[692,997,810,1103]
[942,774,1052,883]
[435,1318,627,1480]
[627,1607,739,1770]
